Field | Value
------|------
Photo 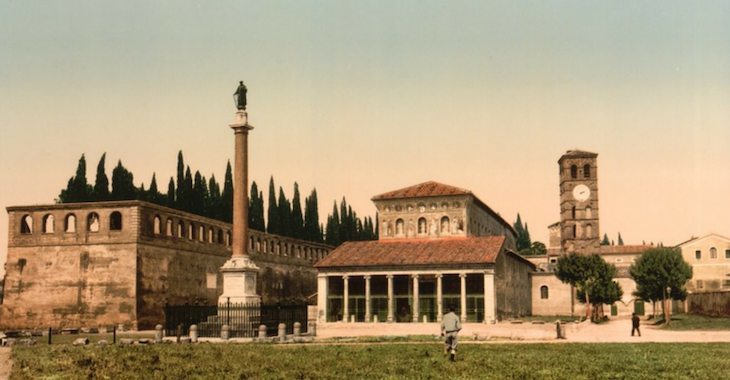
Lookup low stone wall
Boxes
[687,291,730,317]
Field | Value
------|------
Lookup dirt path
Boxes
[0,347,11,380]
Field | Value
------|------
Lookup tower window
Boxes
[571,206,576,219]
[65,214,76,233]
[166,219,173,236]
[540,285,549,299]
[570,165,578,179]
[110,211,122,231]
[572,224,577,238]
[153,215,161,235]
[585,224,592,238]
[42,214,55,234]
[585,207,592,219]
[584,164,591,178]
[20,215,33,234]
[87,213,100,232]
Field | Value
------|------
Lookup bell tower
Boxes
[558,150,600,254]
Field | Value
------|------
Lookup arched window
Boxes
[540,286,549,299]
[218,229,224,244]
[418,217,427,235]
[585,224,593,238]
[570,165,578,179]
[395,219,404,236]
[585,207,592,219]
[110,211,122,231]
[43,214,55,234]
[571,206,576,219]
[198,225,205,242]
[87,213,100,232]
[188,224,194,240]
[20,214,33,234]
[153,215,161,235]
[177,221,184,238]
[166,219,173,236]
[710,247,718,259]
[65,214,76,233]
[583,164,591,178]
[440,216,450,234]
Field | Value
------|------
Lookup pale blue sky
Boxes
[2,1,729,273]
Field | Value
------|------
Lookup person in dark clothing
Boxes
[631,313,641,337]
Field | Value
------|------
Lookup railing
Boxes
[164,302,309,338]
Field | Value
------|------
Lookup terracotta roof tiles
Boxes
[371,181,472,200]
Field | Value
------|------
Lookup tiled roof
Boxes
[314,236,505,268]
[598,245,650,255]
[371,181,472,200]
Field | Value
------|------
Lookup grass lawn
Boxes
[11,342,730,379]
[659,314,730,331]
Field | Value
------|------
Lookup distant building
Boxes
[315,181,534,324]
[1,200,330,329]
[676,233,730,292]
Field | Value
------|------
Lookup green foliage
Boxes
[92,153,110,201]
[248,181,265,231]
[58,154,93,202]
[291,183,304,239]
[221,161,233,223]
[12,343,730,379]
[618,232,624,246]
[266,177,280,234]
[166,177,175,208]
[324,197,376,246]
[303,189,322,242]
[630,247,692,304]
[601,233,610,245]
[556,253,623,320]
[110,160,136,200]
[512,213,532,251]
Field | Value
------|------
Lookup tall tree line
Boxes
[57,152,376,246]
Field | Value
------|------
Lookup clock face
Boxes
[572,184,590,202]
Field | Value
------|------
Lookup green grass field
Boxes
[11,342,730,379]
[659,314,730,331]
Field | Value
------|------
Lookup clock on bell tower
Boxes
[558,150,600,254]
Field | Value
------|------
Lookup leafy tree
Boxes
[111,160,136,200]
[629,247,692,324]
[556,253,623,321]
[618,233,624,246]
[601,234,610,246]
[92,153,110,201]
[530,241,547,256]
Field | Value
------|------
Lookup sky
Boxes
[1,1,729,275]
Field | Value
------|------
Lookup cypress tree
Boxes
[618,233,624,246]
[175,151,185,209]
[93,153,110,201]
[148,173,162,204]
[209,175,222,220]
[221,161,233,223]
[278,187,292,237]
[266,177,279,234]
[183,167,193,212]
[325,201,341,246]
[249,181,265,231]
[192,170,205,215]
[339,198,349,242]
[111,160,136,200]
[166,177,176,208]
[304,189,321,242]
[63,154,92,202]
[291,183,304,239]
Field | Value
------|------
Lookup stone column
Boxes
[459,273,467,322]
[342,275,349,322]
[436,274,443,322]
[483,270,495,323]
[317,275,328,323]
[412,274,420,323]
[387,274,394,323]
[364,275,372,323]
[219,108,260,306]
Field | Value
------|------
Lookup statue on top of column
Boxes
[233,81,247,110]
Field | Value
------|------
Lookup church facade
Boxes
[315,182,534,324]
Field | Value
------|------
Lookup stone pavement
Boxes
[317,316,730,343]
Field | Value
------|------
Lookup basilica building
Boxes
[315,181,534,324]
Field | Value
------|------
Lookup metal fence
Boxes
[164,302,309,338]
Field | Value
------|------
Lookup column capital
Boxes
[435,273,443,279]
[483,269,495,275]
[459,273,467,278]
[411,274,419,279]
[343,275,349,280]
[386,274,394,279]
[364,275,372,280]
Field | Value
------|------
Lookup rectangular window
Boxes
[726,250,730,259]
[695,250,701,260]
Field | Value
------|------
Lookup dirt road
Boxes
[0,347,11,380]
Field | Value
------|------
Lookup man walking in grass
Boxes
[441,306,462,362]
[631,313,641,337]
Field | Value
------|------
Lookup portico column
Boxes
[412,274,420,323]
[459,273,467,322]
[317,275,328,323]
[483,270,495,323]
[436,274,443,322]
[387,274,394,323]
[364,275,372,323]
[343,275,349,322]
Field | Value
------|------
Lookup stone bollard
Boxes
[293,322,301,337]
[423,315,428,323]
[555,320,566,339]
[189,325,198,343]
[350,315,356,323]
[154,324,163,343]
[373,315,378,323]
[308,321,317,337]
[258,325,267,340]
[221,324,230,340]
[278,323,286,342]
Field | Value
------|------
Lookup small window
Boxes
[570,165,578,179]
[572,224,577,238]
[585,207,592,219]
[208,228,214,243]
[110,211,122,231]
[571,206,576,219]
[540,285,549,299]
[177,221,184,238]
[418,217,427,235]
[695,250,702,260]
[42,214,55,234]
[218,229,224,244]
[65,214,76,233]
[87,213,100,232]
[440,216,450,234]
[585,224,593,238]
[710,247,717,259]
[198,225,205,242]
[726,250,730,259]
[188,224,194,240]
[166,219,173,236]
[153,216,161,235]
[583,164,591,178]
[395,219,405,236]
[20,215,33,234]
